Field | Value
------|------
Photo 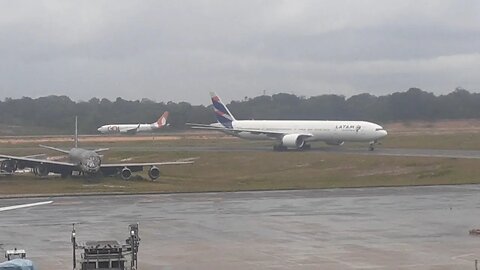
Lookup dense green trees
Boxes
[0,88,479,134]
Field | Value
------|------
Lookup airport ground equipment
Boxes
[0,248,36,270]
[5,249,26,261]
[71,223,140,270]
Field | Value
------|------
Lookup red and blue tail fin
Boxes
[210,92,236,128]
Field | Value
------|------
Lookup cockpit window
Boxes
[375,128,385,131]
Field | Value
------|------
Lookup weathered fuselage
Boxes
[68,148,101,174]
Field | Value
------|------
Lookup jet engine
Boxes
[325,140,344,146]
[0,160,17,173]
[148,166,160,180]
[33,164,49,177]
[120,167,132,180]
[281,134,306,149]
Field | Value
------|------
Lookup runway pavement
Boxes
[2,145,480,159]
[1,185,480,269]
[107,145,480,159]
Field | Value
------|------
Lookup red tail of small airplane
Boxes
[156,111,169,128]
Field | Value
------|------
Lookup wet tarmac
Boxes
[1,185,480,269]
[3,145,480,160]
[107,145,480,159]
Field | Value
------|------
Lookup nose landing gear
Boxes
[369,140,381,151]
[369,140,376,151]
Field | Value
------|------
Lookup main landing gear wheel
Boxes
[300,144,311,150]
[273,145,287,151]
[61,170,72,178]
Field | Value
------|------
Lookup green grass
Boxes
[1,151,479,196]
[1,131,480,196]
[1,130,479,150]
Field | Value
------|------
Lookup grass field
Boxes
[1,149,479,196]
[1,124,479,196]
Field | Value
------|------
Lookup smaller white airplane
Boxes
[97,112,169,134]
[0,201,53,212]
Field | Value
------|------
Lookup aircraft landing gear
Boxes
[61,170,72,178]
[368,140,378,151]
[273,144,287,151]
[300,144,311,151]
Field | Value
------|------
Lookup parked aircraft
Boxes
[97,111,169,134]
[0,117,192,180]
[189,93,388,151]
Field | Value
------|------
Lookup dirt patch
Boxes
[0,131,231,144]
[355,165,440,177]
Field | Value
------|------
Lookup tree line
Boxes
[0,87,478,134]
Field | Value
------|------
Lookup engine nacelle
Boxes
[1,160,17,173]
[34,164,49,177]
[281,134,306,149]
[120,167,132,180]
[325,140,344,146]
[148,166,160,180]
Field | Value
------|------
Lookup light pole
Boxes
[130,229,135,270]
[71,224,76,270]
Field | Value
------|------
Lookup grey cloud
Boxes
[0,0,479,104]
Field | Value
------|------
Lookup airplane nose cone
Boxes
[374,125,388,138]
[97,127,102,132]
[380,129,388,137]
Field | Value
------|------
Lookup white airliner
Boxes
[97,112,169,134]
[189,93,388,151]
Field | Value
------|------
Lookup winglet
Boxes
[155,111,169,128]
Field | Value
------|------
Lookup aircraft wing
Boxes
[99,159,194,176]
[39,144,70,154]
[188,123,313,138]
[0,154,75,168]
[121,124,141,134]
[0,201,53,212]
[101,160,194,169]
[93,148,110,153]
[187,123,217,128]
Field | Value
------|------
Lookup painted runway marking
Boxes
[0,201,53,212]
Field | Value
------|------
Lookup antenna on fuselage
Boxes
[74,116,78,148]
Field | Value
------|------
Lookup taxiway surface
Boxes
[1,185,480,269]
[109,145,480,159]
[2,145,480,159]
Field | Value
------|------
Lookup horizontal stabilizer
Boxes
[93,148,110,153]
[38,144,70,154]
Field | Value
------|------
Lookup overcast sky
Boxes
[0,0,479,104]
